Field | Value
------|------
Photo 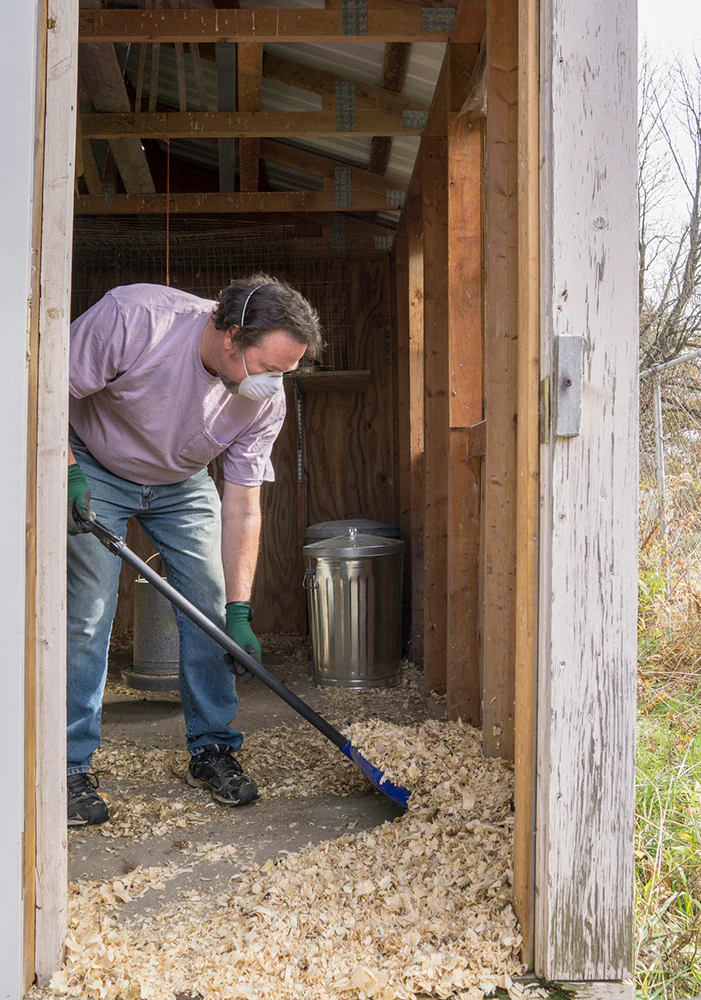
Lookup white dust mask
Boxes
[238,347,283,401]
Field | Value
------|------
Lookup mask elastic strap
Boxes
[239,284,264,329]
[238,285,265,379]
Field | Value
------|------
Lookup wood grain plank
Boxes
[448,113,482,428]
[215,40,236,192]
[407,154,425,663]
[34,0,79,982]
[535,0,638,979]
[148,41,161,112]
[513,0,539,969]
[174,42,188,111]
[237,43,263,193]
[263,51,429,114]
[74,191,403,214]
[305,259,396,529]
[422,133,449,695]
[80,110,425,139]
[368,43,410,176]
[481,0,518,760]
[259,139,407,195]
[447,429,481,722]
[446,105,483,724]
[78,7,458,44]
[80,138,102,196]
[394,214,412,644]
[189,41,211,110]
[79,43,156,193]
[253,385,305,633]
[24,1,49,986]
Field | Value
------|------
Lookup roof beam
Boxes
[79,45,156,194]
[261,51,429,113]
[74,191,402,213]
[215,41,237,190]
[81,110,426,138]
[238,44,263,192]
[78,7,459,44]
[368,42,411,175]
[74,114,102,196]
[259,139,407,195]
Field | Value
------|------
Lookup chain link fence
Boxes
[639,350,701,687]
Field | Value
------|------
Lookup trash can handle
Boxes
[303,567,319,590]
[137,551,162,584]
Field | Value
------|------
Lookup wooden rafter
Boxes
[173,1,188,113]
[189,41,211,110]
[259,140,407,195]
[262,52,429,114]
[238,44,263,192]
[368,43,411,175]
[79,45,156,194]
[78,7,461,44]
[74,191,402,214]
[81,110,426,138]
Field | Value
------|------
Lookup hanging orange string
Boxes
[165,128,171,287]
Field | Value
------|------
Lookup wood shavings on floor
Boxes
[51,718,522,1000]
[94,791,209,842]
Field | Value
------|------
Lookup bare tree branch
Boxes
[640,49,701,367]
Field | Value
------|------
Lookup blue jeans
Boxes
[67,430,242,775]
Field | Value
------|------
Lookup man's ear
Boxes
[224,325,240,350]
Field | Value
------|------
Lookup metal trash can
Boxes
[122,576,180,692]
[303,528,405,689]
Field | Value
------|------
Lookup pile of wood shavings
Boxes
[94,791,209,842]
[51,718,522,1000]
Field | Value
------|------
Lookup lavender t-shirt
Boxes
[69,284,286,486]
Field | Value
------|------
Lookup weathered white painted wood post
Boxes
[537,0,638,988]
[34,0,79,986]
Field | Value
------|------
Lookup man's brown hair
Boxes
[213,273,324,360]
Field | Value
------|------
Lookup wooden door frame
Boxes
[29,0,79,986]
[535,0,638,984]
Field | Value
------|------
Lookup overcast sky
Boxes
[638,0,701,56]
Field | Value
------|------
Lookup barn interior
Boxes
[60,0,537,991]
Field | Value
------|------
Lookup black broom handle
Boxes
[82,516,349,752]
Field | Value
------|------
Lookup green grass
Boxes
[636,689,701,999]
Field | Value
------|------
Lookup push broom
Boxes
[78,513,411,810]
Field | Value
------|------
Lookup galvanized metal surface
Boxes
[303,533,404,689]
[126,577,180,691]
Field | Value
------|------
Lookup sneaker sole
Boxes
[185,769,259,806]
[67,808,109,827]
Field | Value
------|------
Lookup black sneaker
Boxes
[186,745,259,806]
[67,772,109,827]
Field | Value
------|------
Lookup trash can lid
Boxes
[303,532,405,559]
[305,519,400,540]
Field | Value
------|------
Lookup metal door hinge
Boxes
[554,335,584,437]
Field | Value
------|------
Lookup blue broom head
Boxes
[341,740,411,810]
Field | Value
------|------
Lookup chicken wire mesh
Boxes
[639,351,701,684]
[71,216,356,371]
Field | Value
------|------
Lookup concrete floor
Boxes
[68,646,426,921]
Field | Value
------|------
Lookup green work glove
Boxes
[67,463,93,535]
[224,601,261,683]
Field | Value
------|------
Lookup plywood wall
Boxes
[305,258,397,528]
